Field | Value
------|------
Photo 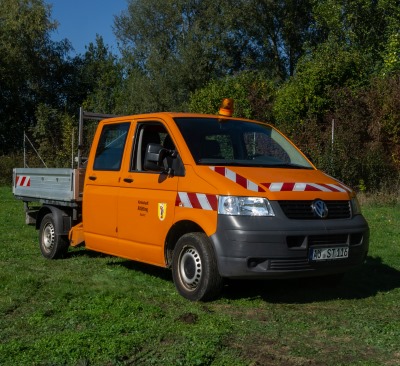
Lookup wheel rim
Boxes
[179,246,202,290]
[42,222,55,253]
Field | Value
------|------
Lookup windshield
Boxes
[174,117,313,169]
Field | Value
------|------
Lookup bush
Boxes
[276,72,400,193]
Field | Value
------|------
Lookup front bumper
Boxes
[210,205,369,279]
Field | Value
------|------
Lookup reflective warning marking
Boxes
[16,176,31,187]
[176,192,218,211]
[261,182,350,193]
[210,167,265,192]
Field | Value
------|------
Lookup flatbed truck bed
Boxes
[13,168,85,206]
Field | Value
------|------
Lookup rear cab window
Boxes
[93,122,130,171]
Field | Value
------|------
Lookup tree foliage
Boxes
[114,0,316,112]
[274,0,399,129]
[240,0,317,78]
[296,76,400,191]
[80,36,123,114]
[115,0,245,112]
[0,0,71,154]
[189,71,276,122]
[273,44,371,130]
[30,105,75,167]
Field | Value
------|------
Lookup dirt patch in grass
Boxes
[213,304,390,366]
[229,335,321,366]
[228,331,386,366]
[385,353,400,366]
[176,312,199,324]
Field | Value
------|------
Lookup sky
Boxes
[47,0,128,56]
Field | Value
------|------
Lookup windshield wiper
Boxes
[267,163,313,169]
[198,160,249,166]
[197,159,312,169]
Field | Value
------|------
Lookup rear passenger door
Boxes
[117,119,181,267]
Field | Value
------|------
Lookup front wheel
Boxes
[172,233,223,301]
[39,213,69,259]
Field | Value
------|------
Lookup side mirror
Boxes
[143,143,162,171]
[144,143,176,173]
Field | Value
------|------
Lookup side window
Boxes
[132,122,175,171]
[93,122,130,171]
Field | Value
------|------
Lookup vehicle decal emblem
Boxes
[158,203,167,221]
[311,200,329,218]
[176,192,218,211]
[210,167,265,192]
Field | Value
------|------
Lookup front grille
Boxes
[279,200,351,219]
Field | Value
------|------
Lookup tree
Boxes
[240,0,317,78]
[273,43,371,131]
[380,0,400,76]
[27,36,123,167]
[273,0,400,131]
[29,104,75,168]
[115,0,245,112]
[271,0,400,191]
[114,0,316,113]
[0,0,71,154]
[80,35,123,114]
[188,71,276,122]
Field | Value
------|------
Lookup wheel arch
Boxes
[171,231,223,301]
[165,220,205,267]
[36,205,72,236]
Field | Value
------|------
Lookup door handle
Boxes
[123,178,134,183]
[88,176,97,181]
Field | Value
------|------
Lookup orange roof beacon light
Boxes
[218,98,234,117]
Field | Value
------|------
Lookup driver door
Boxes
[117,120,181,266]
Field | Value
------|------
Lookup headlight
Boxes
[218,196,275,216]
[351,197,362,216]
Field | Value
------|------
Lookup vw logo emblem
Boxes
[312,200,329,219]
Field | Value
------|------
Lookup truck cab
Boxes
[14,101,369,301]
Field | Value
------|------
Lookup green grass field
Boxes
[1,186,399,365]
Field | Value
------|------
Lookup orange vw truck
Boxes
[13,101,369,300]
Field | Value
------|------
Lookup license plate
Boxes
[310,246,349,261]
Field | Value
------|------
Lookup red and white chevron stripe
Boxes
[261,182,350,193]
[176,192,218,211]
[16,175,31,187]
[210,166,265,192]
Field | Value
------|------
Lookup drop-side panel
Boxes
[13,168,84,203]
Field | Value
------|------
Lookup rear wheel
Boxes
[172,232,223,301]
[39,213,69,259]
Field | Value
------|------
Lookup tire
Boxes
[39,213,69,259]
[172,232,223,301]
